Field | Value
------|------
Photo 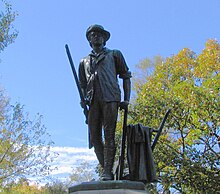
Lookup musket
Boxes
[151,108,171,151]
[65,44,92,149]
[117,107,128,180]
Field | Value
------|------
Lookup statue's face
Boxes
[88,31,105,47]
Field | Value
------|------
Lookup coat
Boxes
[127,123,157,183]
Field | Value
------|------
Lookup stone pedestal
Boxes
[69,180,148,194]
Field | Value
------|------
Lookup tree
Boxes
[42,180,68,194]
[0,88,56,188]
[41,161,97,194]
[0,1,57,188]
[1,178,69,194]
[0,0,18,53]
[130,39,219,193]
[1,178,44,194]
[70,160,97,184]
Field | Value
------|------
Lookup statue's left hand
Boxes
[119,101,129,110]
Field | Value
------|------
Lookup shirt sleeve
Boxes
[113,50,132,79]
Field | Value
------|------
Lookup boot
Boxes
[101,145,116,181]
[101,171,114,181]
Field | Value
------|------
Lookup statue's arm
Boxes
[113,50,132,108]
[123,78,131,103]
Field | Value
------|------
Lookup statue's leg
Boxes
[102,102,118,180]
[88,102,104,168]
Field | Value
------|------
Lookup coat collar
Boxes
[89,47,108,57]
[89,47,110,64]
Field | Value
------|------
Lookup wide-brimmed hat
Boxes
[86,24,110,41]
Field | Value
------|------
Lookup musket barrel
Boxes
[65,44,91,148]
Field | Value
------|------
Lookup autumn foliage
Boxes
[130,39,219,193]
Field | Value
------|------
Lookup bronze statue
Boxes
[78,24,131,181]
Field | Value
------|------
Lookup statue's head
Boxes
[86,24,110,44]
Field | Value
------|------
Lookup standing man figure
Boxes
[79,24,131,181]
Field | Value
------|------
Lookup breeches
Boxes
[88,100,118,154]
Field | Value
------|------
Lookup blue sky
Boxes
[1,0,220,149]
